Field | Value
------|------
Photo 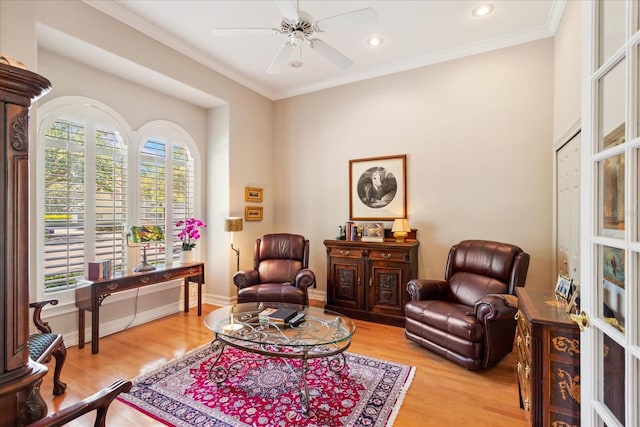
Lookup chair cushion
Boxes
[258,259,303,283]
[405,300,484,342]
[28,333,58,361]
[449,272,508,307]
[451,240,520,283]
[237,283,307,305]
[259,234,305,261]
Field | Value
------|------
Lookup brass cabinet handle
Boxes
[369,277,372,287]
[140,276,150,284]
[163,272,171,279]
[339,250,350,256]
[381,252,391,259]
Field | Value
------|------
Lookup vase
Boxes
[179,250,193,264]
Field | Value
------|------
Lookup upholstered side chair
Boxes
[233,233,316,305]
[404,240,530,370]
[28,299,67,395]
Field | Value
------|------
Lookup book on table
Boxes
[259,307,299,324]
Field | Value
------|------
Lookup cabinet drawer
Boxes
[369,249,406,262]
[329,247,363,259]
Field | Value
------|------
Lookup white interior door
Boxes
[580,1,639,426]
[557,132,581,281]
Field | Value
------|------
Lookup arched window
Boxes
[38,99,200,293]
[136,122,198,265]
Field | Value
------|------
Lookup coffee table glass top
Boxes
[204,302,356,349]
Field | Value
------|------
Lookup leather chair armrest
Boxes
[406,279,449,301]
[294,268,316,289]
[473,294,518,322]
[27,378,132,427]
[233,270,260,289]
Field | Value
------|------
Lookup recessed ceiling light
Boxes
[367,36,383,47]
[471,3,495,18]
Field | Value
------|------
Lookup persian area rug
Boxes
[118,343,415,427]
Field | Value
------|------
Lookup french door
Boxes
[580,1,639,425]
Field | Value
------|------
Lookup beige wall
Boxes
[553,0,582,143]
[274,38,555,292]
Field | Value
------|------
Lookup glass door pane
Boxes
[599,331,626,425]
[598,244,626,334]
[599,0,627,66]
[598,154,625,238]
[598,59,626,152]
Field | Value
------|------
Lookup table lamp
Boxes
[391,218,410,242]
[224,217,243,271]
[128,225,164,272]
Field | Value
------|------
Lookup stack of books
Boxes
[87,260,112,280]
[259,307,306,326]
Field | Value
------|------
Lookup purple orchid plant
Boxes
[176,217,207,250]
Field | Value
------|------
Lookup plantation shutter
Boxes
[139,136,195,264]
[43,116,127,291]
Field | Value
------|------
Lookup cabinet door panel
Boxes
[329,259,363,310]
[368,264,406,315]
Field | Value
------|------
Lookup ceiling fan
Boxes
[212,0,377,74]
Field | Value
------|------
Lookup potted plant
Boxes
[176,217,207,263]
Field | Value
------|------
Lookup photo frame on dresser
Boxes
[555,274,573,301]
[349,154,407,220]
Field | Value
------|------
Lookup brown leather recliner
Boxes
[233,233,316,305]
[404,240,530,370]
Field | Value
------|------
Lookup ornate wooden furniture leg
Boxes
[28,300,67,395]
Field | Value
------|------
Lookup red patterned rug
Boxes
[118,343,414,426]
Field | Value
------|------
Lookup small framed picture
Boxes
[555,274,573,300]
[245,187,263,202]
[245,206,263,221]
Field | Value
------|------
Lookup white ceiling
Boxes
[83,0,563,101]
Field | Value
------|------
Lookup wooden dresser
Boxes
[323,239,418,326]
[515,288,580,426]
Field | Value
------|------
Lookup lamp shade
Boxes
[224,217,243,232]
[391,219,410,233]
[391,218,410,242]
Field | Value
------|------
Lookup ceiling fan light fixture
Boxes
[471,3,495,18]
[367,36,383,47]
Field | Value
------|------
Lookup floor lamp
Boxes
[224,217,243,271]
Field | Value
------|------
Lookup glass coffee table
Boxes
[204,302,356,414]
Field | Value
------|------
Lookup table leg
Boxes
[91,298,99,354]
[183,278,189,313]
[78,308,85,349]
[197,276,202,316]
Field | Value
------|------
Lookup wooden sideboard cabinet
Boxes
[324,239,419,327]
[515,288,580,426]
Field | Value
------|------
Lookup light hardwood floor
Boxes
[38,304,528,426]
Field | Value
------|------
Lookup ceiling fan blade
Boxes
[315,7,377,32]
[275,0,299,21]
[267,42,296,74]
[308,39,353,70]
[213,28,279,36]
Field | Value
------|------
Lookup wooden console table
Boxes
[76,261,205,354]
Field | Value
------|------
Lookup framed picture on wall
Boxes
[245,187,263,202]
[245,206,263,221]
[349,154,407,220]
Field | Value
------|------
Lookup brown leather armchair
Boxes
[233,233,316,305]
[405,240,530,370]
